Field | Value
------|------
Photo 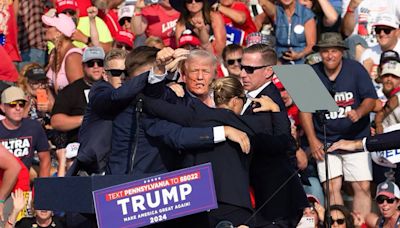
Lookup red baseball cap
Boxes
[178,34,201,48]
[56,0,78,14]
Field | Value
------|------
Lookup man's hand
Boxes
[224,126,250,154]
[346,109,361,122]
[154,47,175,75]
[11,189,25,214]
[296,148,308,170]
[167,82,185,97]
[327,139,363,152]
[309,138,324,161]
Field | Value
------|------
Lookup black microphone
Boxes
[215,220,234,228]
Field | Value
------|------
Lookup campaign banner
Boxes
[226,25,245,45]
[371,123,400,167]
[93,163,217,228]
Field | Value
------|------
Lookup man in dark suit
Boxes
[239,44,308,227]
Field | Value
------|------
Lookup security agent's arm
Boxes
[144,118,250,154]
[327,130,400,152]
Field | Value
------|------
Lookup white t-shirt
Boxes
[342,0,400,47]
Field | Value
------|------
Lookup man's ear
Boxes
[0,104,5,113]
[264,66,274,79]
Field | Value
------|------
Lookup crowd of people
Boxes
[0,0,400,227]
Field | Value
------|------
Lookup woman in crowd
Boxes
[42,11,84,93]
[259,0,316,64]
[18,64,55,127]
[324,205,356,228]
[172,0,226,56]
[143,76,307,226]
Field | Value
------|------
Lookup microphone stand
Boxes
[316,110,331,228]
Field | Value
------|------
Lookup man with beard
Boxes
[375,57,400,133]
[51,47,105,163]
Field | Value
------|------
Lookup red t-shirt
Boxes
[222,2,257,42]
[102,9,121,38]
[142,4,180,48]
[0,46,19,82]
[0,158,30,192]
[76,0,92,17]
[1,3,21,62]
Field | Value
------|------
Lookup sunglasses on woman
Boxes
[375,27,395,35]
[226,58,241,66]
[85,59,104,68]
[376,195,396,204]
[330,218,345,225]
[6,100,27,108]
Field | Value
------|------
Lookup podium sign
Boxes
[93,163,217,228]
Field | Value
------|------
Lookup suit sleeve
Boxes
[143,117,215,150]
[366,130,400,151]
[89,73,149,117]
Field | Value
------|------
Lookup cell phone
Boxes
[36,88,48,105]
[144,0,160,5]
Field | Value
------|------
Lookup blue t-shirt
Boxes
[275,2,314,64]
[0,118,49,169]
[311,58,378,142]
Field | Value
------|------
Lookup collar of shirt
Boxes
[186,88,216,108]
[241,81,272,115]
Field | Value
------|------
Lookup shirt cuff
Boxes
[362,137,368,152]
[213,126,226,143]
[148,66,167,84]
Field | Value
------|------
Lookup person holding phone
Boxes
[17,64,55,128]
[132,0,180,48]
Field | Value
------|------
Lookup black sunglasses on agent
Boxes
[376,195,396,204]
[375,27,395,35]
[85,59,104,68]
[240,64,270,74]
[106,69,128,77]
[226,58,241,66]
[6,100,27,108]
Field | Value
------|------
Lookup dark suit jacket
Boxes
[243,83,307,225]
[142,93,293,213]
[366,130,400,151]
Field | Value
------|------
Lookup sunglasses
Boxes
[226,58,241,66]
[6,100,27,108]
[330,218,345,225]
[240,64,269,74]
[185,0,202,4]
[85,60,104,68]
[375,27,395,35]
[376,196,396,204]
[106,69,128,77]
